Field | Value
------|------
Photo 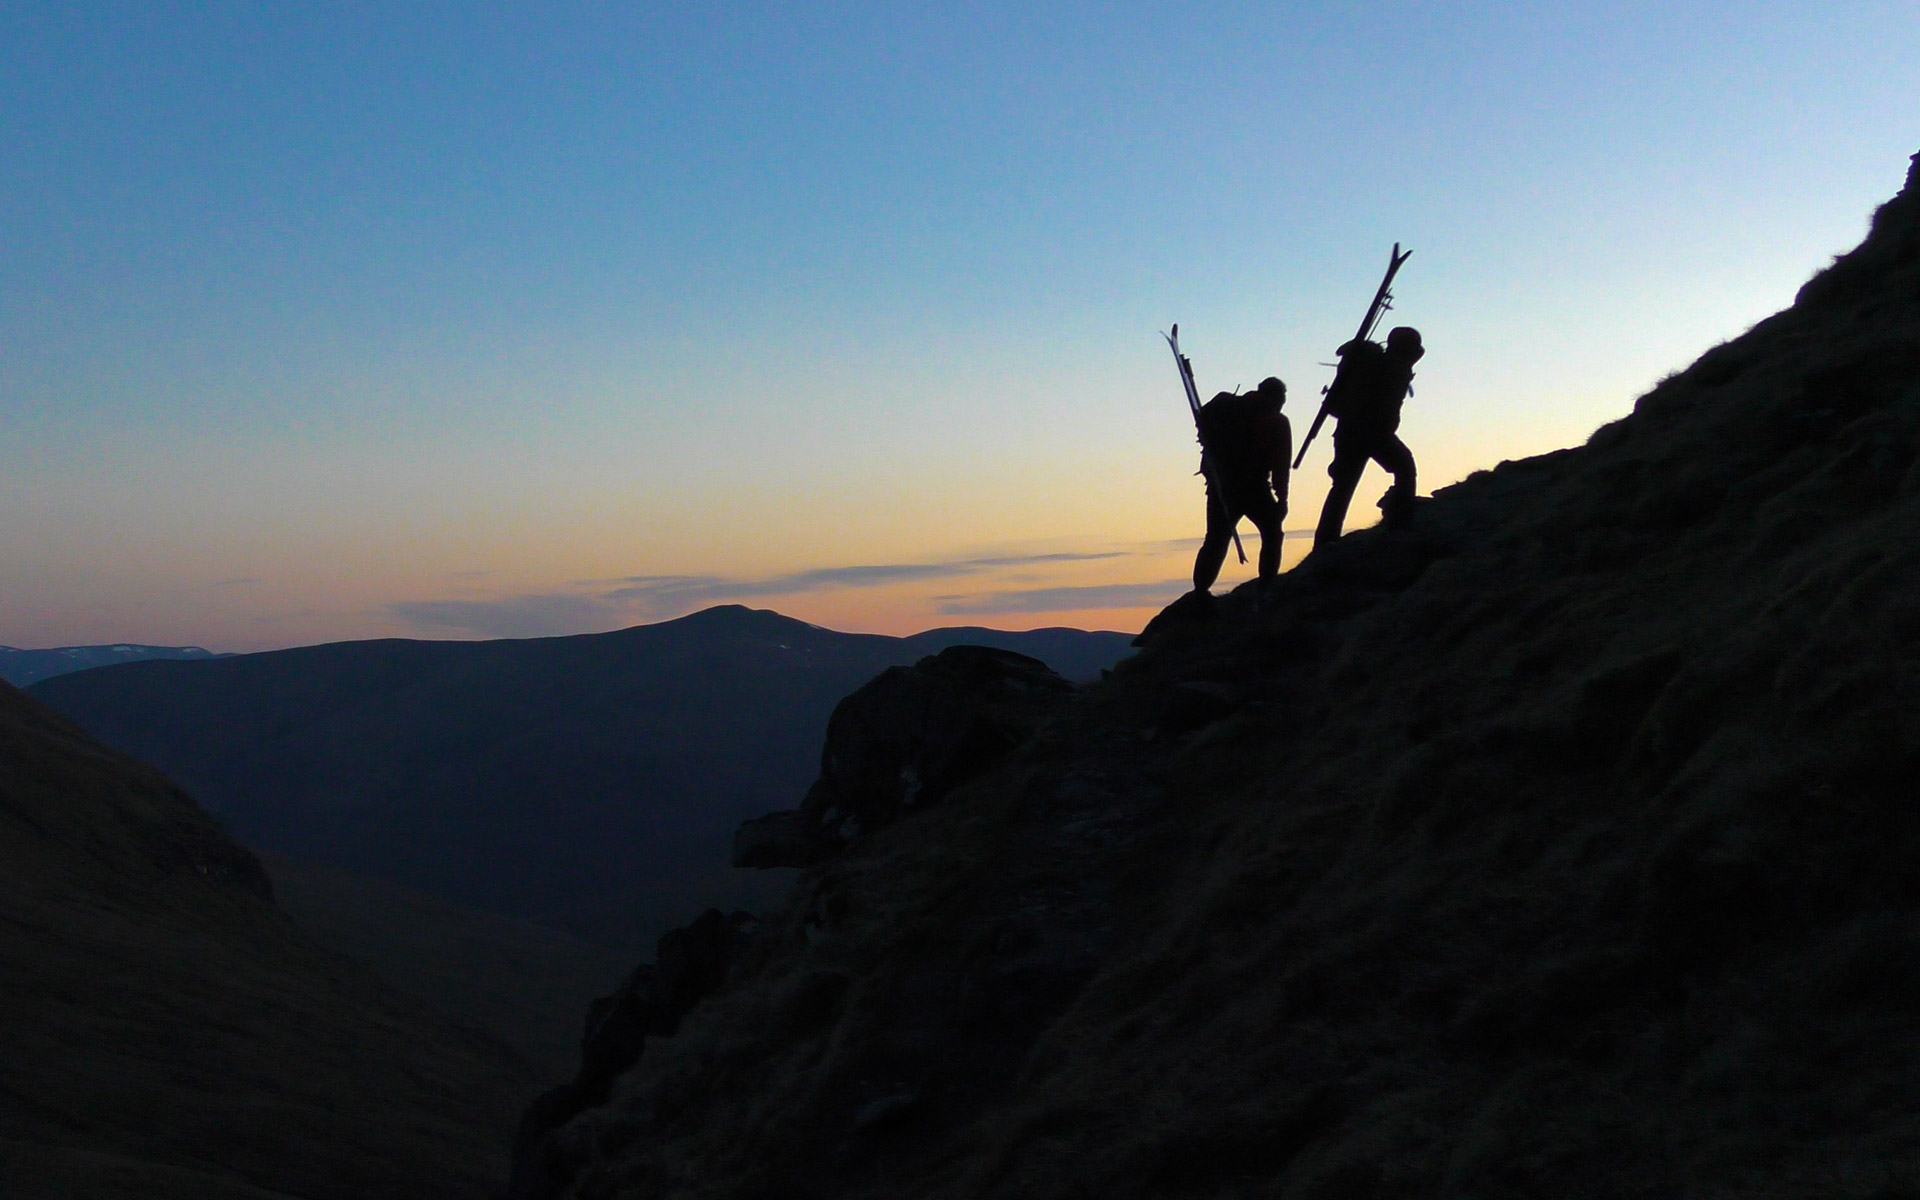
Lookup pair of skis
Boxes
[1293,243,1411,469]
[1163,323,1247,564]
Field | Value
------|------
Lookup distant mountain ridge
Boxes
[0,644,228,687]
[31,607,1132,946]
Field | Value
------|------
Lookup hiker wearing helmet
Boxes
[1312,325,1423,548]
[1193,376,1292,593]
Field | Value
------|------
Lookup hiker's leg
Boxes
[1315,445,1366,548]
[1193,490,1238,592]
[1374,436,1417,528]
[1245,489,1282,582]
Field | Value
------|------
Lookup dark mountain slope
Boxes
[29,609,1129,940]
[521,153,1920,1198]
[258,851,631,1080]
[0,679,539,1199]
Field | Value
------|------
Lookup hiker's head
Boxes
[1386,327,1424,362]
[1256,377,1286,408]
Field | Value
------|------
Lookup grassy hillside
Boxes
[0,679,540,1199]
[260,851,631,1081]
[518,152,1920,1197]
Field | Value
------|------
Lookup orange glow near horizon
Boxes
[4,425,1330,648]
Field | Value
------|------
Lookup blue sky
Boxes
[3,3,1916,647]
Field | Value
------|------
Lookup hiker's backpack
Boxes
[1196,390,1264,456]
[1324,339,1410,434]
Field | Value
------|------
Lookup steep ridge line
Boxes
[513,150,1920,1198]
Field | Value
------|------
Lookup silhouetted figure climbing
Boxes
[1193,377,1291,592]
[1313,326,1423,548]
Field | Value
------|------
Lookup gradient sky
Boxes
[4,3,1916,649]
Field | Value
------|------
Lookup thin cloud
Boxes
[961,552,1128,567]
[597,551,1122,588]
[598,552,1132,617]
[1133,530,1313,553]
[605,563,966,604]
[392,551,1145,635]
[388,595,620,639]
[935,580,1188,615]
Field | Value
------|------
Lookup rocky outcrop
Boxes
[509,908,755,1199]
[517,646,1076,1196]
[733,645,1075,868]
[731,807,839,870]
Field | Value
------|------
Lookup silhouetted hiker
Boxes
[1312,326,1423,548]
[1193,376,1291,594]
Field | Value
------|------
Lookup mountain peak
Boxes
[666,604,817,632]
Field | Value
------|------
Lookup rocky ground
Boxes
[514,150,1920,1198]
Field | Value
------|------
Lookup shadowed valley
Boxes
[30,608,1131,950]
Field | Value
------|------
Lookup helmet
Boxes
[1256,376,1286,405]
[1386,327,1424,359]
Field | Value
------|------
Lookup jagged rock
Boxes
[1132,587,1217,646]
[808,645,1073,831]
[509,908,755,1199]
[1297,523,1453,589]
[733,808,837,869]
[733,645,1074,867]
[653,908,753,1033]
[507,1082,588,1200]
